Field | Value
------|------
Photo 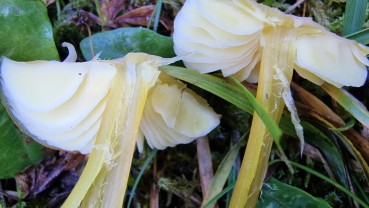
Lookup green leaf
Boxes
[0,0,57,178]
[0,0,59,61]
[257,177,332,208]
[342,0,367,36]
[270,160,369,208]
[0,104,45,179]
[329,119,355,132]
[80,27,175,60]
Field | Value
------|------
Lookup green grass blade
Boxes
[353,177,369,204]
[321,83,369,129]
[153,0,163,32]
[342,0,367,35]
[229,77,282,140]
[202,134,247,207]
[160,66,253,114]
[345,28,369,45]
[203,181,236,208]
[160,66,282,140]
[126,149,158,208]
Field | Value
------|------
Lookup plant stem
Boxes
[229,27,297,207]
[62,55,160,208]
[94,0,106,28]
[127,149,158,208]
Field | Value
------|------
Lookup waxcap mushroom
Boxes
[173,0,369,87]
[138,73,220,151]
[0,43,220,154]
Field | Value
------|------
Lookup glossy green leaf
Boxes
[0,0,57,178]
[257,177,332,208]
[342,0,367,36]
[80,27,175,61]
[0,104,46,179]
[0,0,59,61]
[269,160,369,208]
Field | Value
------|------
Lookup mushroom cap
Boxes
[0,57,116,154]
[295,33,369,88]
[173,0,369,87]
[140,73,220,150]
[173,0,263,79]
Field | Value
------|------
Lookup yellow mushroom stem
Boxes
[229,27,297,207]
[57,53,162,207]
[173,0,369,207]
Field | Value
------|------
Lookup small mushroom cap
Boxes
[173,0,263,78]
[140,73,220,150]
[0,57,116,154]
[295,33,369,88]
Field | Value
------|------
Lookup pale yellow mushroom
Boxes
[173,0,369,87]
[0,43,221,207]
[139,73,220,150]
[0,43,220,154]
[1,54,115,154]
[173,0,369,207]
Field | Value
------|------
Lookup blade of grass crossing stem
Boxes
[202,134,247,207]
[160,66,253,114]
[345,28,369,45]
[342,0,367,36]
[203,181,236,208]
[126,149,158,208]
[270,160,369,208]
[229,77,282,141]
[321,83,369,129]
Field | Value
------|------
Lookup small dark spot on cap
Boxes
[78,73,82,75]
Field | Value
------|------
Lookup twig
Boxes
[285,0,305,14]
[84,23,94,58]
[196,136,215,206]
[150,155,159,208]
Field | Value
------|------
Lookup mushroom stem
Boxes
[229,27,297,207]
[62,54,160,208]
